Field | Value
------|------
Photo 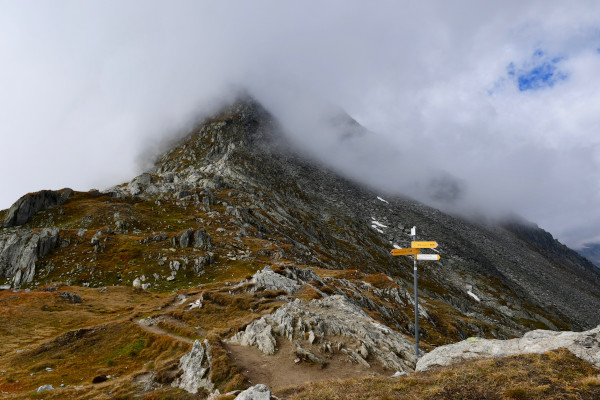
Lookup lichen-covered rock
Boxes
[177,339,213,394]
[193,229,212,250]
[416,325,600,371]
[234,384,271,400]
[250,267,301,295]
[180,228,194,248]
[230,317,277,355]
[3,189,72,228]
[0,228,60,287]
[228,295,415,371]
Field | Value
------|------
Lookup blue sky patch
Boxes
[505,49,568,92]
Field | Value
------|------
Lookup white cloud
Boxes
[1,1,600,248]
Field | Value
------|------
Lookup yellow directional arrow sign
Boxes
[411,241,438,249]
[390,248,420,256]
[416,254,441,261]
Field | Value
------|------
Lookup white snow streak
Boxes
[377,196,389,204]
[372,226,384,234]
[467,290,481,302]
[371,219,388,228]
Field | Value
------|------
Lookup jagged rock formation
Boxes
[228,294,415,371]
[0,228,61,287]
[176,339,213,394]
[3,189,72,228]
[416,325,600,371]
[246,266,301,295]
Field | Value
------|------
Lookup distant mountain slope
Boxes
[577,243,600,268]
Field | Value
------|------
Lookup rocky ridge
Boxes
[416,324,600,372]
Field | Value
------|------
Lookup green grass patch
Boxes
[112,335,147,358]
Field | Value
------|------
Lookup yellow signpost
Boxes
[390,228,440,360]
[390,248,420,256]
[411,241,438,249]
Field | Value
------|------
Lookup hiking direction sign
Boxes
[390,248,420,256]
[389,227,440,360]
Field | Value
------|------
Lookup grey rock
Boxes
[177,339,213,394]
[230,316,277,355]
[0,228,60,287]
[180,228,194,248]
[3,189,72,228]
[58,292,82,303]
[250,267,301,295]
[193,230,212,250]
[416,325,600,371]
[140,234,168,244]
[234,384,271,400]
[228,295,415,371]
[193,254,214,272]
[295,341,327,367]
[36,384,54,392]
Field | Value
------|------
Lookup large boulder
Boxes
[177,339,213,394]
[416,325,600,371]
[249,267,301,295]
[3,189,72,228]
[0,228,60,287]
[228,295,415,372]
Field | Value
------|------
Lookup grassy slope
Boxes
[276,349,600,400]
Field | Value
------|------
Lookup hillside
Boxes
[1,96,600,399]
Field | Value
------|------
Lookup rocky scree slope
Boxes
[107,96,600,332]
[1,96,600,398]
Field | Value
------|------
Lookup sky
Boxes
[1,1,600,248]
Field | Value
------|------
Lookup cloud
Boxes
[1,1,600,248]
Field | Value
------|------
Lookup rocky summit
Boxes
[1,96,600,399]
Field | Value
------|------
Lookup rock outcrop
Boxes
[233,384,271,400]
[176,339,213,394]
[228,295,416,372]
[0,228,60,287]
[416,325,600,371]
[248,266,301,295]
[3,189,72,228]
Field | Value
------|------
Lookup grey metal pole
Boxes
[413,226,419,360]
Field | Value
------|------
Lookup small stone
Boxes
[36,384,54,393]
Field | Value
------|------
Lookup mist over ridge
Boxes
[1,1,600,248]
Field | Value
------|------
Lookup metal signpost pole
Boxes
[412,226,419,359]
[390,228,438,362]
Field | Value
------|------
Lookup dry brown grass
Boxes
[277,349,600,400]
